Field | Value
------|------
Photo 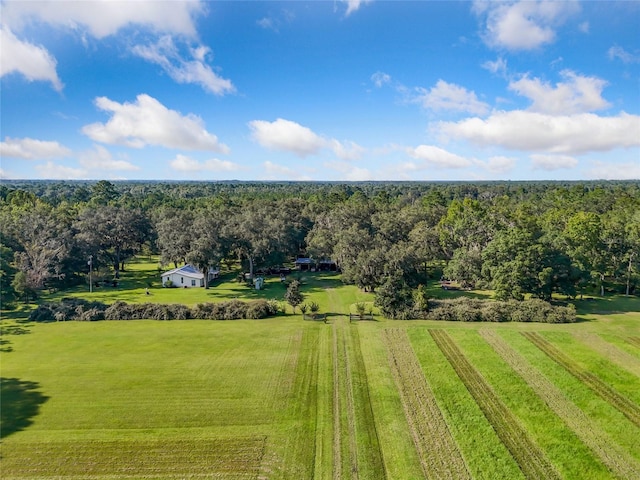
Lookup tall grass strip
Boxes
[348,324,386,480]
[337,319,359,478]
[430,329,560,480]
[332,322,343,480]
[1,437,266,479]
[482,330,640,479]
[383,329,471,480]
[314,325,334,480]
[573,332,640,378]
[279,328,319,479]
[523,332,640,428]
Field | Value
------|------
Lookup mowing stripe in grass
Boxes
[383,328,471,480]
[332,322,343,480]
[279,327,320,479]
[430,329,560,480]
[313,325,334,480]
[337,318,359,478]
[573,332,640,378]
[628,337,640,349]
[482,330,640,480]
[1,437,266,479]
[331,318,386,480]
[348,323,386,480]
[523,332,640,428]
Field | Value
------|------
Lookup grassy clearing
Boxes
[430,329,561,480]
[523,332,640,427]
[481,329,640,480]
[382,329,470,479]
[2,258,640,479]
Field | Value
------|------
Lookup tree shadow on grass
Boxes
[0,323,33,353]
[0,377,49,438]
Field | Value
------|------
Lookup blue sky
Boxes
[1,0,639,181]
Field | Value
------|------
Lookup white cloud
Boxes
[249,119,325,156]
[586,161,640,180]
[482,57,508,76]
[475,0,579,50]
[1,136,70,159]
[256,9,295,32]
[34,161,86,179]
[248,118,363,160]
[0,26,62,91]
[531,154,578,170]
[578,21,589,34]
[170,154,242,172]
[608,46,640,64]
[82,94,229,153]
[78,145,139,171]
[131,36,234,95]
[328,139,365,161]
[263,161,312,181]
[371,71,391,88]
[509,70,609,114]
[409,145,473,169]
[342,0,372,17]
[1,0,203,39]
[414,80,489,115]
[437,110,640,155]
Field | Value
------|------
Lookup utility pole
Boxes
[88,255,93,293]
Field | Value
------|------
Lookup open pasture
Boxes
[2,270,640,479]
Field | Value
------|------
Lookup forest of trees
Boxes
[1,180,638,316]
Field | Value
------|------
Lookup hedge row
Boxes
[423,297,576,323]
[29,298,282,322]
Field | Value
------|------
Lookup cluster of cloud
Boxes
[0,0,232,94]
[248,118,364,161]
[371,32,639,177]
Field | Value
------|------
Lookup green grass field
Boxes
[2,259,640,479]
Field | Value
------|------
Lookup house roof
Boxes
[295,258,313,264]
[161,264,204,279]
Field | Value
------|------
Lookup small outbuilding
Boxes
[161,264,205,288]
[295,257,313,271]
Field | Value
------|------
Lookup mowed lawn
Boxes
[2,262,640,479]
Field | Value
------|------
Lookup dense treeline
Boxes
[1,180,638,317]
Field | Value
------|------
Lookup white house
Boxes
[161,264,205,288]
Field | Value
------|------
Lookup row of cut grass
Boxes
[523,332,640,427]
[430,329,561,480]
[346,323,386,480]
[382,328,470,479]
[481,329,640,479]
[572,331,640,378]
[408,327,523,480]
[277,328,320,479]
[2,437,266,479]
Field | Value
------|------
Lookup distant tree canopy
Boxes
[1,180,639,308]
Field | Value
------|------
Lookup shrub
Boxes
[104,301,132,320]
[246,300,271,319]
